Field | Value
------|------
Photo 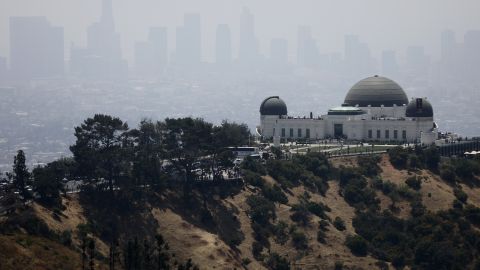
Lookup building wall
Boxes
[260,114,435,143]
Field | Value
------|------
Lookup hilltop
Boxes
[1,115,480,270]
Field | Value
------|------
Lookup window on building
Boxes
[290,128,294,138]
[306,129,310,138]
[273,128,275,136]
[402,130,407,139]
[281,128,285,137]
[377,130,381,139]
[298,128,302,138]
[385,130,390,139]
[394,130,398,139]
[368,130,372,139]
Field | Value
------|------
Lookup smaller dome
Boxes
[406,98,433,118]
[260,96,288,116]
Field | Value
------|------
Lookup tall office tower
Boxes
[441,30,456,61]
[344,35,374,77]
[238,7,259,65]
[70,0,127,79]
[297,26,320,68]
[215,24,232,67]
[9,16,64,80]
[463,30,480,83]
[381,50,398,77]
[134,27,168,77]
[175,13,201,66]
[0,56,7,80]
[405,46,430,76]
[270,38,288,65]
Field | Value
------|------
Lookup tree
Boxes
[32,165,62,206]
[163,118,213,184]
[130,120,165,190]
[12,150,30,198]
[70,114,129,193]
[345,235,368,256]
[424,146,441,170]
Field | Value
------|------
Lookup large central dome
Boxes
[344,76,409,107]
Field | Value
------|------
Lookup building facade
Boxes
[258,76,438,144]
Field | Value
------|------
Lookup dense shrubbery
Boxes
[345,235,368,256]
[405,176,422,190]
[352,207,480,269]
[266,152,330,195]
[388,145,441,171]
[338,166,379,210]
[357,155,382,177]
[266,253,290,270]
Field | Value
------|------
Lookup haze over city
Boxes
[0,0,479,168]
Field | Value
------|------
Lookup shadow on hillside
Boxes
[151,181,245,252]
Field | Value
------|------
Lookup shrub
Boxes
[291,230,308,250]
[306,201,330,220]
[440,163,456,184]
[318,220,329,231]
[405,176,422,190]
[453,188,468,203]
[273,221,289,245]
[241,257,251,266]
[389,147,409,169]
[345,235,368,256]
[243,171,265,187]
[317,230,327,244]
[290,204,311,226]
[357,155,382,176]
[333,217,346,231]
[262,184,288,204]
[247,195,276,226]
[252,241,264,260]
[266,252,290,270]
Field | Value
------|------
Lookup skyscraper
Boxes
[0,56,7,80]
[215,24,232,67]
[405,46,430,76]
[441,30,456,61]
[134,27,168,77]
[70,0,127,79]
[297,26,320,68]
[238,7,259,65]
[175,13,201,66]
[381,50,398,77]
[9,16,64,80]
[344,35,374,77]
[270,38,288,65]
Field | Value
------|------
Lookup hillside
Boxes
[2,149,480,270]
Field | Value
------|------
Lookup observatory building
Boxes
[258,76,438,144]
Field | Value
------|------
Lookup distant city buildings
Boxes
[1,4,480,86]
[238,7,259,67]
[344,35,375,78]
[70,0,127,80]
[175,13,201,67]
[134,27,168,78]
[9,16,64,80]
[215,24,232,67]
[269,38,289,66]
[297,26,320,68]
[381,50,398,78]
[0,57,7,79]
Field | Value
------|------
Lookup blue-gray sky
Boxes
[1,0,480,62]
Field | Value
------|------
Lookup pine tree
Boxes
[12,150,30,199]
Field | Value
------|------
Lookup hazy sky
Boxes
[1,0,480,62]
